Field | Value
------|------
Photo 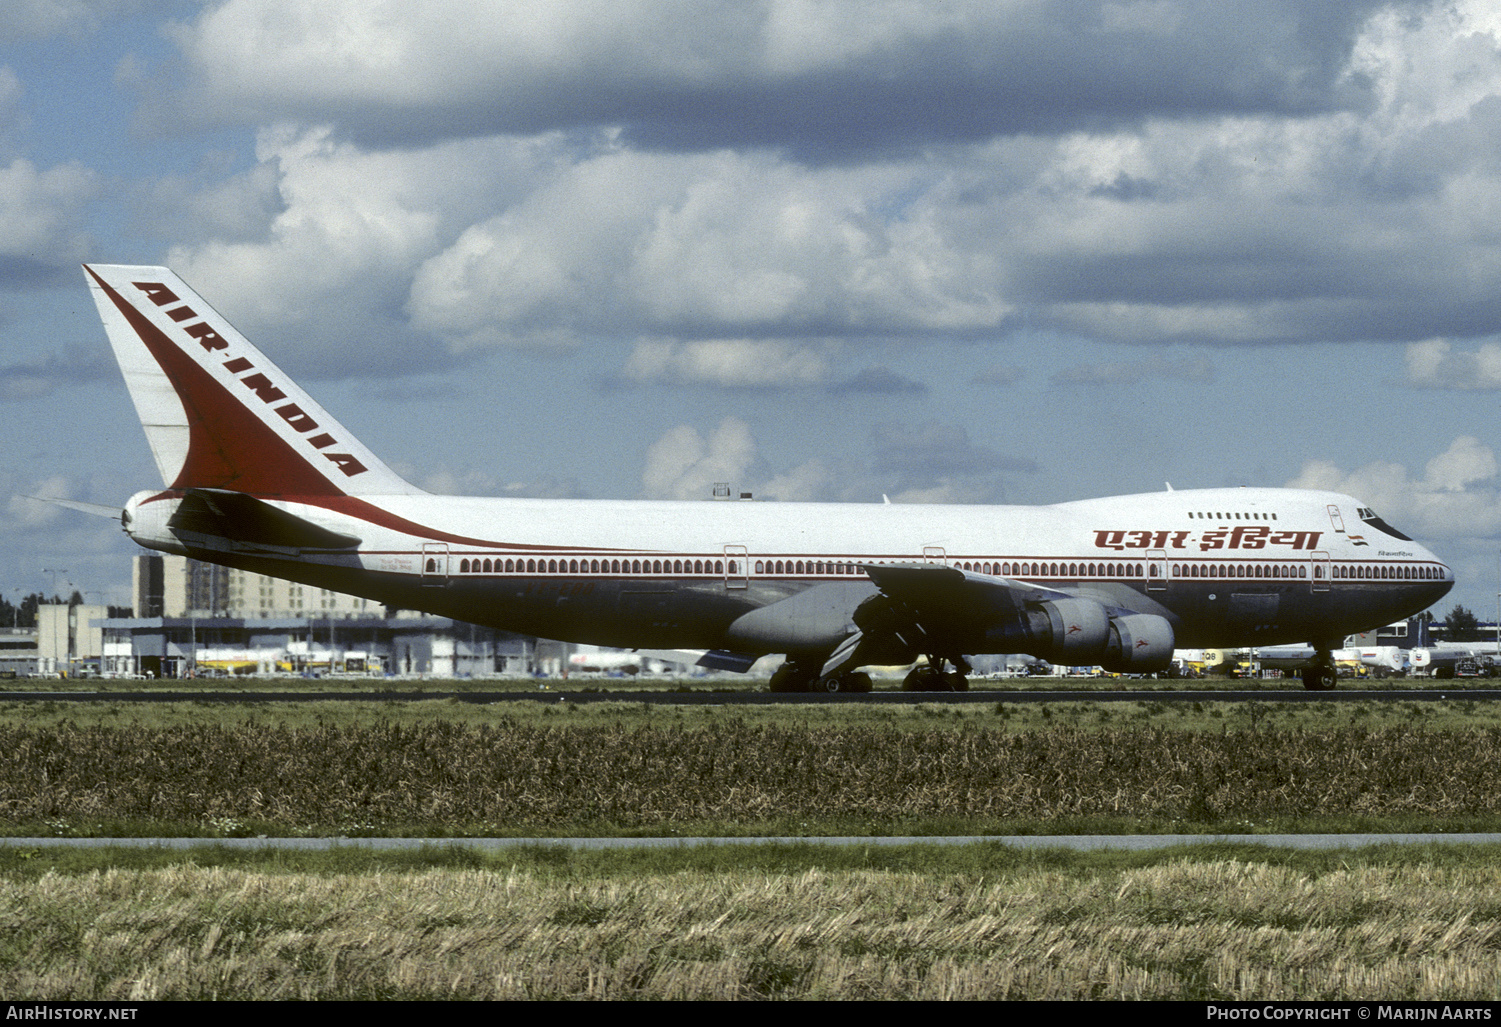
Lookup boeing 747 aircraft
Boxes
[77,264,1453,691]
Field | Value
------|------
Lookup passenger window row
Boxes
[1333,564,1442,580]
[425,556,1442,582]
[449,557,731,575]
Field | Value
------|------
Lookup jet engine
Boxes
[1099,613,1175,673]
[992,598,1174,672]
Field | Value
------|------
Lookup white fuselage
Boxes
[123,484,1453,657]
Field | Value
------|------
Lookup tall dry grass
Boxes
[5,859,1501,999]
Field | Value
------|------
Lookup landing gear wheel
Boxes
[902,666,940,691]
[1301,665,1337,691]
[814,674,844,693]
[943,671,970,692]
[770,663,816,693]
[844,671,873,693]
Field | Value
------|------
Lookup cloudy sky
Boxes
[5,0,1501,622]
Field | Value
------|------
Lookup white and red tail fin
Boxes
[84,264,422,498]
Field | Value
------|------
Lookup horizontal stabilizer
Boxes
[168,488,361,550]
[24,496,121,520]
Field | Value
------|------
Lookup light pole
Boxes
[40,569,70,676]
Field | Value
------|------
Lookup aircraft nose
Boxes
[1426,556,1456,603]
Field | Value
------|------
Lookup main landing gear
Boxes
[901,656,970,692]
[768,660,873,693]
[1301,649,1338,691]
[814,670,873,693]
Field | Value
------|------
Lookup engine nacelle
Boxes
[1034,598,1112,661]
[991,598,1175,672]
[1099,613,1175,673]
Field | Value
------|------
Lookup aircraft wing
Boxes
[822,561,1172,678]
[821,563,1046,677]
[167,488,361,551]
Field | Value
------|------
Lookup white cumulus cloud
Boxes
[0,158,97,270]
[641,417,762,500]
[162,125,571,371]
[1287,436,1501,541]
[1405,339,1501,390]
[408,148,1005,348]
[620,339,831,388]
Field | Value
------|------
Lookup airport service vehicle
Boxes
[1410,645,1501,678]
[1255,644,1409,677]
[75,265,1453,692]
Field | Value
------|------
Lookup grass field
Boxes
[4,841,1501,999]
[8,696,1501,837]
[5,693,1501,999]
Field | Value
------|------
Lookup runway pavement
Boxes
[3,686,1500,703]
[5,834,1501,850]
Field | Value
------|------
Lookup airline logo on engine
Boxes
[132,280,368,478]
[1092,527,1323,552]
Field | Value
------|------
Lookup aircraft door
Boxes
[1146,549,1167,591]
[421,543,449,585]
[1327,505,1346,534]
[723,545,748,589]
[1310,551,1331,593]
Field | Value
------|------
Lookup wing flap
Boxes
[862,562,1072,609]
[631,648,764,674]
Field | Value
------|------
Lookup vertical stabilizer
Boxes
[84,265,422,497]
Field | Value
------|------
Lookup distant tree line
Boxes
[0,593,64,629]
[1445,605,1486,642]
[0,592,130,630]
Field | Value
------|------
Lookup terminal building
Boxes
[0,629,38,678]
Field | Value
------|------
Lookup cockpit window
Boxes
[1358,507,1413,542]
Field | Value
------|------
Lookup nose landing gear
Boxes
[1301,649,1338,691]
